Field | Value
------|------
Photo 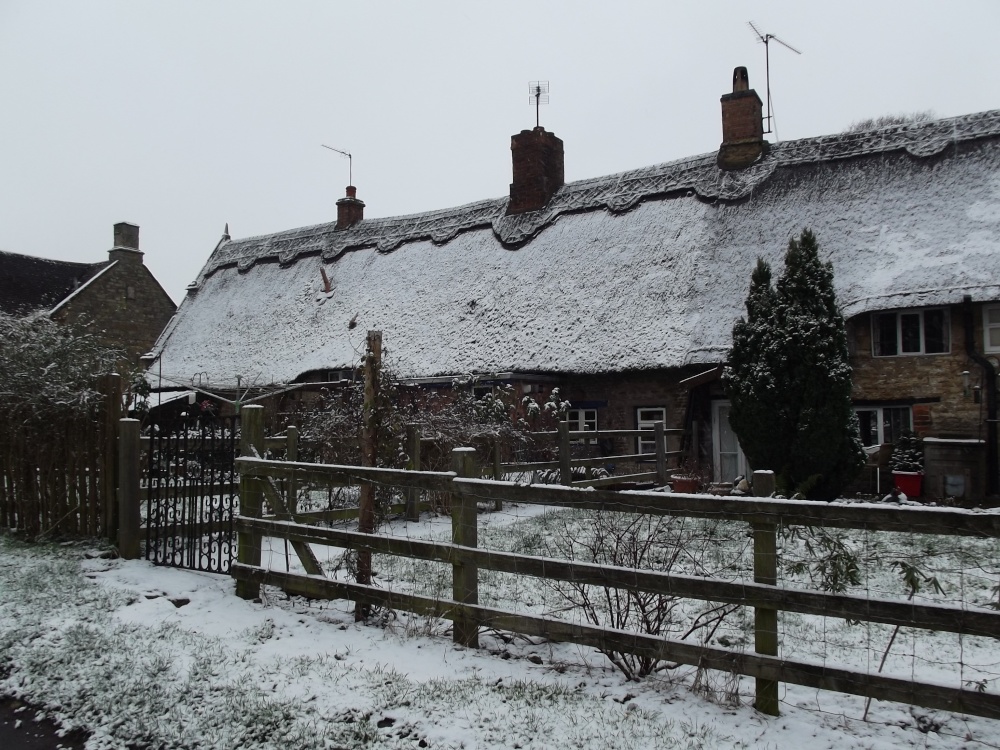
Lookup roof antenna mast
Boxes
[528,81,549,128]
[321,145,352,184]
[747,22,801,137]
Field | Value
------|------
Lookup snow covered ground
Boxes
[1,503,999,749]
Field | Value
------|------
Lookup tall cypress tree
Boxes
[724,229,865,500]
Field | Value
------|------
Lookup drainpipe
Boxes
[963,295,998,497]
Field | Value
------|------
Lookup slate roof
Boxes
[151,110,1000,389]
[0,251,110,316]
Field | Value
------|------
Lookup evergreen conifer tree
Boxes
[724,229,865,500]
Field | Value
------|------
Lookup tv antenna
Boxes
[528,81,549,128]
[321,145,352,184]
[748,21,801,136]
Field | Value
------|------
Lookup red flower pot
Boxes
[670,475,701,493]
[892,471,923,498]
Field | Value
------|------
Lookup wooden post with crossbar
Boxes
[451,447,480,647]
[356,330,382,620]
[752,469,779,715]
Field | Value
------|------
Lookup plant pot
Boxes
[670,475,701,493]
[892,471,923,498]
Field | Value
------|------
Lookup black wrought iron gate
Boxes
[145,415,239,573]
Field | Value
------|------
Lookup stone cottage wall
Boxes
[53,250,176,367]
[848,306,986,438]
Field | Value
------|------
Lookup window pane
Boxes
[990,328,1000,348]
[923,309,948,353]
[637,408,666,454]
[988,307,1000,325]
[884,407,911,445]
[875,314,898,356]
[856,410,877,446]
[638,409,665,423]
[900,314,921,353]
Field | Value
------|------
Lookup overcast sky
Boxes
[1,1,997,304]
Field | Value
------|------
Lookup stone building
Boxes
[0,222,177,367]
[147,67,1000,501]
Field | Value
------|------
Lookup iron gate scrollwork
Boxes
[145,414,239,573]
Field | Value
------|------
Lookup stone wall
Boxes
[848,306,986,437]
[53,250,176,367]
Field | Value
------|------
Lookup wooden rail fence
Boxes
[229,407,1000,721]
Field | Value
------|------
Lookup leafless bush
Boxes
[298,364,563,520]
[541,511,739,680]
[845,111,935,133]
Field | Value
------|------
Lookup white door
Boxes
[712,401,748,483]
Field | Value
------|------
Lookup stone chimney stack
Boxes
[717,66,767,171]
[110,222,143,263]
[506,127,564,215]
[336,186,365,230]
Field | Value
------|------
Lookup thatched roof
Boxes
[151,110,1000,389]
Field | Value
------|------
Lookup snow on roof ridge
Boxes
[198,108,1000,280]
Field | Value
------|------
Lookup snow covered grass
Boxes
[2,504,1000,748]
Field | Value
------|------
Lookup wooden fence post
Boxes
[117,418,141,559]
[285,425,298,514]
[752,469,779,715]
[558,420,572,486]
[236,405,265,600]
[655,422,667,486]
[98,373,122,541]
[357,330,382,620]
[405,424,421,522]
[451,447,480,648]
[492,437,503,511]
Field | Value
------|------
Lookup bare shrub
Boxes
[845,111,935,133]
[298,365,562,518]
[541,511,740,680]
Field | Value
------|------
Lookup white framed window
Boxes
[566,408,597,444]
[636,407,666,455]
[872,309,949,356]
[855,405,912,446]
[712,401,748,483]
[984,305,1000,353]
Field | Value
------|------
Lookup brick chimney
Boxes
[506,127,564,215]
[109,222,143,263]
[336,186,365,230]
[717,66,767,171]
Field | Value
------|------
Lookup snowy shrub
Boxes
[723,229,866,500]
[889,431,924,473]
[0,312,122,423]
[0,313,125,537]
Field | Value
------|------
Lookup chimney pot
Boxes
[506,127,564,215]
[336,186,365,230]
[732,66,750,93]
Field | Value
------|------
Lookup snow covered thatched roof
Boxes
[152,110,1000,388]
